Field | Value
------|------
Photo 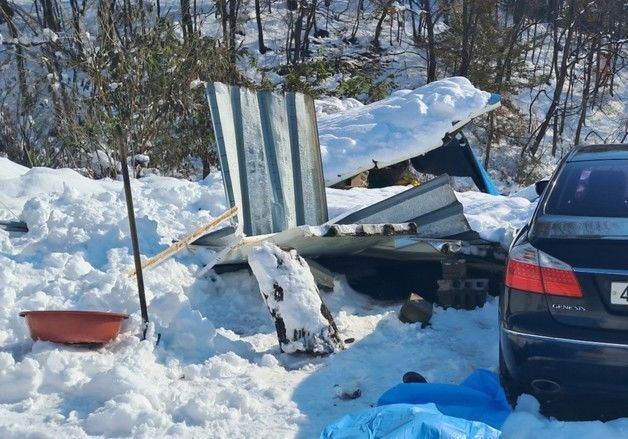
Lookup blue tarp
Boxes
[321,403,501,439]
[377,369,511,429]
[321,370,511,439]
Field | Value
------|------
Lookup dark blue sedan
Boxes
[499,144,628,420]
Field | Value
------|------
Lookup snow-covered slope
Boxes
[2,158,628,438]
[0,157,29,180]
[0,159,498,437]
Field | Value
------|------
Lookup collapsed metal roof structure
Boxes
[194,82,504,267]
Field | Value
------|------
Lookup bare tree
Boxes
[527,0,578,156]
[286,0,316,64]
[255,0,267,53]
[420,0,437,83]
[372,0,393,49]
[0,0,32,165]
[181,0,194,39]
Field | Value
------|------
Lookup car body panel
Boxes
[531,237,628,331]
[500,144,628,410]
[501,327,628,396]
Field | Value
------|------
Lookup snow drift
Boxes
[317,77,496,185]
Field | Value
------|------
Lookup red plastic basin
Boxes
[19,310,129,344]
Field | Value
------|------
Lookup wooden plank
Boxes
[128,207,238,277]
[248,243,343,355]
[195,234,243,278]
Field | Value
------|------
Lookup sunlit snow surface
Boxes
[2,161,627,437]
[317,77,492,185]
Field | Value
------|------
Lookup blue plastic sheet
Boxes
[321,403,501,439]
[321,370,511,439]
[377,369,511,429]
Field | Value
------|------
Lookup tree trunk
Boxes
[485,112,494,168]
[122,0,133,40]
[68,0,86,58]
[372,4,390,49]
[529,21,538,79]
[39,0,61,31]
[248,243,344,355]
[0,0,32,165]
[181,0,194,38]
[551,110,558,156]
[496,0,526,87]
[350,0,364,41]
[574,37,596,145]
[218,0,228,48]
[529,0,576,156]
[458,0,474,77]
[421,0,436,82]
[410,0,419,44]
[228,0,238,61]
[291,8,304,64]
[299,4,316,60]
[0,0,30,110]
[254,0,267,53]
[608,46,619,97]
[558,56,576,138]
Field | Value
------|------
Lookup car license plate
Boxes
[610,282,628,305]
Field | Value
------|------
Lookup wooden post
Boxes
[248,242,343,355]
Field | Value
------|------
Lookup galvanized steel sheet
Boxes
[207,82,328,236]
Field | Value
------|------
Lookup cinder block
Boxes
[436,278,488,310]
[441,258,467,279]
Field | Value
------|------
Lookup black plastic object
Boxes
[402,371,428,384]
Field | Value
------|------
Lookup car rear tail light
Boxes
[505,244,543,293]
[505,243,583,298]
[538,252,583,297]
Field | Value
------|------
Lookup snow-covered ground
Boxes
[3,157,628,438]
[2,1,627,434]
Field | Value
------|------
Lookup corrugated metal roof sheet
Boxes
[336,174,477,239]
[194,223,462,265]
[206,82,328,236]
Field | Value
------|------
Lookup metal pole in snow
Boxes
[118,130,150,340]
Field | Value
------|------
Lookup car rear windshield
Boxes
[545,160,628,217]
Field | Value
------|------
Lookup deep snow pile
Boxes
[0,160,500,438]
[0,157,29,181]
[317,77,493,185]
[2,159,628,438]
[457,191,535,248]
